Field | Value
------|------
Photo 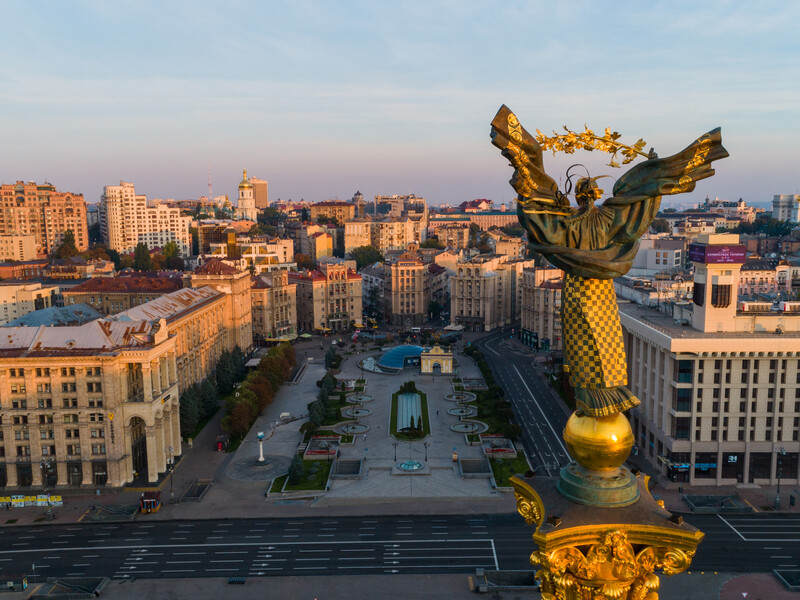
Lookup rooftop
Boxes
[62,275,182,295]
[3,303,102,327]
[109,286,223,324]
[194,258,242,276]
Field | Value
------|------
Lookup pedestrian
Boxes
[363,433,367,441]
[436,410,439,415]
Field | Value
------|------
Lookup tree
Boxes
[53,229,79,259]
[180,386,200,437]
[227,398,257,437]
[106,248,121,270]
[216,350,235,395]
[133,243,153,271]
[161,240,184,270]
[416,415,423,431]
[296,253,316,271]
[200,378,219,418]
[650,218,671,234]
[301,207,310,222]
[288,453,305,484]
[189,227,200,255]
[349,246,384,270]
[420,237,443,249]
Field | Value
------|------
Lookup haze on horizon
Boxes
[1,1,798,208]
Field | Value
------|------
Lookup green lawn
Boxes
[390,390,430,440]
[321,393,349,426]
[285,460,333,491]
[489,454,531,487]
[269,474,287,493]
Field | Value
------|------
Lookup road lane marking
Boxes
[717,515,747,541]
[513,365,568,455]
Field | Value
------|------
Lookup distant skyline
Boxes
[2,2,798,207]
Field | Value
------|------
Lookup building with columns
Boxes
[0,318,181,489]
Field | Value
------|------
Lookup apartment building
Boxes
[773,194,800,223]
[0,282,60,326]
[291,262,363,333]
[100,182,192,256]
[385,253,430,328]
[449,254,534,331]
[344,217,426,254]
[0,181,88,256]
[520,267,564,350]
[251,270,298,343]
[621,234,800,487]
[438,224,470,249]
[309,201,355,224]
[0,235,36,261]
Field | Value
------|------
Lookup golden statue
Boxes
[491,106,727,599]
[491,105,728,418]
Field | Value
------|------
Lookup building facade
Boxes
[773,194,800,223]
[291,262,363,333]
[250,177,269,209]
[385,253,430,328]
[309,201,355,224]
[100,182,192,256]
[0,181,88,257]
[62,276,183,315]
[520,268,563,350]
[251,270,298,343]
[621,234,800,487]
[235,169,259,222]
[0,235,37,262]
[0,282,60,326]
[0,318,181,489]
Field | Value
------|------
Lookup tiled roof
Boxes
[194,258,242,275]
[62,276,182,295]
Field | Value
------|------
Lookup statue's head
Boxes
[575,177,604,209]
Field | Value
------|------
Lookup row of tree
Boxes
[178,347,247,437]
[300,372,338,438]
[221,343,296,437]
[52,229,185,271]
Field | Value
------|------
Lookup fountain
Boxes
[397,459,424,472]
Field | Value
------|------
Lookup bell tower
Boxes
[236,168,258,221]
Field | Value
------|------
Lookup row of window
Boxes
[8,367,101,378]
[9,444,105,457]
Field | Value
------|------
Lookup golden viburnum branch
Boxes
[534,125,649,168]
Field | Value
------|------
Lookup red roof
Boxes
[194,258,241,275]
[63,276,182,295]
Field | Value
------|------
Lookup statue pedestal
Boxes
[557,461,639,507]
[512,473,703,600]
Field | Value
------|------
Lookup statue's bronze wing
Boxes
[607,128,729,204]
[490,105,567,211]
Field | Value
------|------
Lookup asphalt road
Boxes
[2,512,800,581]
[473,330,570,476]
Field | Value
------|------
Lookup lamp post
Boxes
[393,442,398,462]
[424,442,430,462]
[167,446,174,503]
[257,431,265,462]
[775,446,786,510]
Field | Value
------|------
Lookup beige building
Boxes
[100,182,192,256]
[438,224,470,249]
[489,232,526,259]
[0,318,181,489]
[621,234,800,487]
[250,177,269,209]
[344,217,426,254]
[291,262,363,333]
[0,235,36,261]
[62,276,182,315]
[309,201,355,224]
[307,231,333,259]
[386,253,430,328]
[203,235,295,275]
[520,267,564,350]
[0,282,60,326]
[450,254,535,331]
[0,181,88,256]
[251,270,298,343]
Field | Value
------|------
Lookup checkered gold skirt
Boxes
[561,274,639,417]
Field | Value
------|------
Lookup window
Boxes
[10,384,26,394]
[62,383,76,392]
[61,367,76,376]
[62,398,77,408]
[63,414,78,424]
[11,399,27,409]
[87,382,102,393]
[12,416,27,425]
[677,360,693,383]
[66,444,81,456]
[90,428,105,438]
[89,413,104,423]
[91,444,106,455]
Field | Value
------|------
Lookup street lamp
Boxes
[167,446,174,503]
[257,431,265,463]
[775,446,786,510]
[424,442,430,462]
[393,442,398,462]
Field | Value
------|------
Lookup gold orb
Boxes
[563,412,634,471]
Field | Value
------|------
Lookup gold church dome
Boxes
[239,168,252,189]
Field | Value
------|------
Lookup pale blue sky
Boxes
[1,1,798,207]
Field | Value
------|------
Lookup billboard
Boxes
[688,244,746,264]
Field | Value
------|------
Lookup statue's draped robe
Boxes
[491,107,728,416]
